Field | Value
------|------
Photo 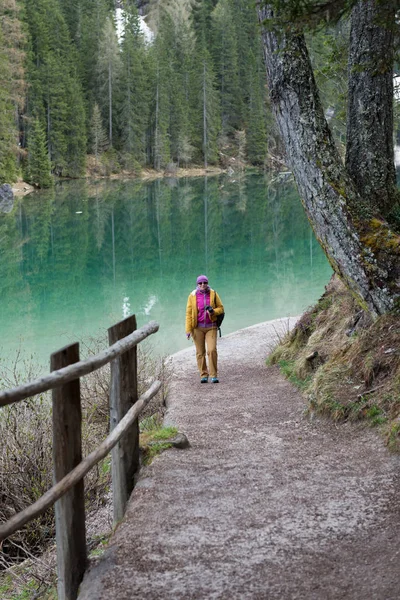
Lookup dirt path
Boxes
[79,319,400,600]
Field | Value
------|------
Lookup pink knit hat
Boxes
[196,274,208,284]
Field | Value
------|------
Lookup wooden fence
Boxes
[0,315,160,600]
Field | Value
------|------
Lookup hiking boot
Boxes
[200,377,208,383]
[210,377,219,383]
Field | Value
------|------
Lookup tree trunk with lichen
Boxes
[257,2,400,317]
[346,0,398,218]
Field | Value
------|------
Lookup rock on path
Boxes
[79,319,400,600]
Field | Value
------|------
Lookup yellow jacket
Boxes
[185,289,224,334]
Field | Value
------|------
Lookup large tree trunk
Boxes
[257,3,400,316]
[346,0,398,217]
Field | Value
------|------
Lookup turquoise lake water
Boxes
[0,174,332,368]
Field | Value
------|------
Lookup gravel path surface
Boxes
[79,319,400,600]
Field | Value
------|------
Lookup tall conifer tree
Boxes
[24,0,86,177]
[91,102,108,161]
[194,38,221,166]
[27,117,53,187]
[211,0,241,136]
[232,0,268,163]
[76,0,113,108]
[0,0,25,182]
[97,16,121,147]
[192,0,217,48]
[118,3,150,165]
[167,1,197,165]
[246,50,268,165]
[149,24,172,169]
[0,28,18,182]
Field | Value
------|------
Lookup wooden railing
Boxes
[0,315,160,600]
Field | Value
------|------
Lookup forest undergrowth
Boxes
[268,275,400,450]
[0,337,171,599]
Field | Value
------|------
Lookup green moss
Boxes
[88,533,110,559]
[386,421,400,451]
[151,426,178,441]
[328,180,347,198]
[139,413,163,432]
[140,423,178,465]
[309,394,349,421]
[365,405,387,426]
[268,294,334,367]
[0,575,13,597]
[349,399,387,426]
[0,576,57,600]
[142,441,173,465]
[360,218,400,255]
[392,299,400,315]
[276,359,312,390]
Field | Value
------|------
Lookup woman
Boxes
[185,275,224,383]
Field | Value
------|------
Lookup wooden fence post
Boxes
[108,314,139,524]
[51,343,86,600]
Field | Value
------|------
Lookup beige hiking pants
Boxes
[192,327,218,378]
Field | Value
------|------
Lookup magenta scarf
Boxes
[196,287,213,326]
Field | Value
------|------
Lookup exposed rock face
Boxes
[0,184,14,214]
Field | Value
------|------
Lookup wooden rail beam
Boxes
[0,381,162,542]
[51,343,86,600]
[108,315,139,523]
[0,321,159,407]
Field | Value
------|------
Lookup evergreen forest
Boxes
[0,0,275,187]
[0,0,356,188]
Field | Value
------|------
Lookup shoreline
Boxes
[11,164,255,198]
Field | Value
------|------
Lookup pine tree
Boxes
[231,0,258,125]
[97,16,121,147]
[0,30,17,183]
[146,20,173,172]
[194,40,221,167]
[118,3,150,165]
[246,51,268,165]
[309,23,349,145]
[192,0,217,49]
[65,70,87,177]
[24,0,87,177]
[151,56,171,169]
[156,10,185,166]
[75,0,113,106]
[211,0,241,136]
[0,0,25,183]
[231,0,272,165]
[27,117,53,187]
[146,0,202,168]
[167,1,197,166]
[58,0,81,44]
[90,102,108,160]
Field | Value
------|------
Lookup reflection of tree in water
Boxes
[268,178,299,275]
[93,186,109,250]
[0,199,30,322]
[204,177,208,272]
[12,177,316,288]
[0,175,330,356]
